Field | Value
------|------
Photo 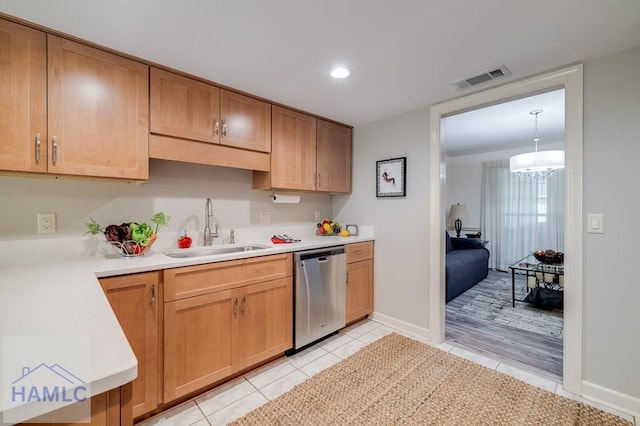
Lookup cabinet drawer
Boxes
[346,242,374,263]
[164,253,293,301]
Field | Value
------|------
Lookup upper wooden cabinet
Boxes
[2,15,352,181]
[150,67,220,143]
[47,35,149,180]
[266,106,317,190]
[150,67,271,153]
[0,18,149,180]
[253,108,352,193]
[220,89,271,152]
[0,19,47,174]
[316,119,352,193]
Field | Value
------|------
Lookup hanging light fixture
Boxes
[509,109,564,177]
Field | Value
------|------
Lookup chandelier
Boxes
[509,109,564,177]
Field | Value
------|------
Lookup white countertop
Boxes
[0,224,372,423]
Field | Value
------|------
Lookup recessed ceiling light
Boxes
[330,66,351,79]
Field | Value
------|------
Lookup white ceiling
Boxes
[1,1,639,128]
[442,89,565,155]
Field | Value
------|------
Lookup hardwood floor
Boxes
[445,270,563,382]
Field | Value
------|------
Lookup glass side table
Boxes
[508,254,564,307]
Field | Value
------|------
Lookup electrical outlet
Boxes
[37,213,56,234]
[314,211,321,222]
[259,212,271,225]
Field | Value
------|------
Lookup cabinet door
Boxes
[164,290,236,402]
[99,272,159,419]
[316,120,352,193]
[0,18,47,173]
[47,35,149,180]
[239,278,293,368]
[269,106,317,190]
[150,67,220,143]
[346,260,373,324]
[220,89,271,153]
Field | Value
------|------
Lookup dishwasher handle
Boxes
[317,256,331,263]
[296,246,345,261]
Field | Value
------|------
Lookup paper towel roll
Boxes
[271,193,300,204]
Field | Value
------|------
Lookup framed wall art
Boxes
[376,157,406,197]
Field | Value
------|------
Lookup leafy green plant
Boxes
[84,212,171,240]
[84,218,104,236]
[151,212,171,234]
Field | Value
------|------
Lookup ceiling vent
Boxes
[450,65,511,90]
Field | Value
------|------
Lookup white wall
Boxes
[0,159,332,241]
[333,107,430,331]
[582,46,640,400]
[339,45,640,406]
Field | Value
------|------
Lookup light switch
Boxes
[587,213,604,234]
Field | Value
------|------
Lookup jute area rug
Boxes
[230,333,630,425]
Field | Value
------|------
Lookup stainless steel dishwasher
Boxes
[292,246,346,350]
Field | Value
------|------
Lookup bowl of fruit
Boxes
[316,219,341,236]
[533,249,564,265]
[85,212,170,257]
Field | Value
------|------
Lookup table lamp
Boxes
[449,203,468,238]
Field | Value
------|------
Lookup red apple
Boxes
[178,230,192,249]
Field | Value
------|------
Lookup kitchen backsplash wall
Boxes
[0,159,333,240]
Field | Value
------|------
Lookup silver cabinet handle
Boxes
[222,119,227,137]
[215,120,219,136]
[317,173,321,188]
[241,296,247,314]
[233,298,238,318]
[52,136,58,164]
[35,133,41,162]
[151,284,156,308]
[346,272,349,285]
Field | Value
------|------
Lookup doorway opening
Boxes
[441,89,565,381]
[427,65,584,394]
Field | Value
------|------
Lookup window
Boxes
[481,160,564,270]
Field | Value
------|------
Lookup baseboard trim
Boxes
[370,311,430,343]
[582,380,640,418]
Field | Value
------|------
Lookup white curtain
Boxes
[480,159,564,271]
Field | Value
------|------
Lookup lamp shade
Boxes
[448,203,468,220]
[509,150,565,174]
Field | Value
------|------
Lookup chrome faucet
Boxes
[203,197,219,246]
[229,228,235,244]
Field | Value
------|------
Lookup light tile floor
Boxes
[137,319,637,425]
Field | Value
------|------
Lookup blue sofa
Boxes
[445,232,490,303]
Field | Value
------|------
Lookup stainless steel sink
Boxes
[165,244,270,258]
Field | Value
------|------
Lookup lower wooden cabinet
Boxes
[346,242,374,324]
[239,278,292,367]
[95,248,373,418]
[163,254,293,402]
[163,288,235,401]
[99,272,160,419]
[21,383,133,426]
